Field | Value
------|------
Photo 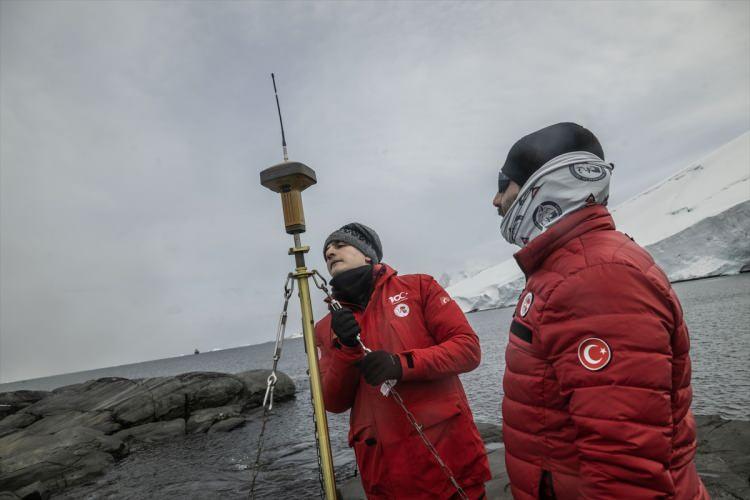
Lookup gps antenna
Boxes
[271,73,288,162]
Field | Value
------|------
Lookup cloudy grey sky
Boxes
[1,0,748,383]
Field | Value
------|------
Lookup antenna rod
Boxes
[271,73,288,162]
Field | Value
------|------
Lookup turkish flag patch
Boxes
[577,337,611,371]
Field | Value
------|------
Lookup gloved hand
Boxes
[330,307,360,347]
[358,350,403,386]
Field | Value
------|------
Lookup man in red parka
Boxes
[314,222,491,499]
[493,122,708,499]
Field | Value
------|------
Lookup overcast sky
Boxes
[1,0,748,383]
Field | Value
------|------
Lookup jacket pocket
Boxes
[508,319,540,357]
[510,320,533,343]
[350,425,388,497]
[383,402,486,496]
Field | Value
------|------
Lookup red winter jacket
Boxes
[315,264,491,499]
[502,205,708,499]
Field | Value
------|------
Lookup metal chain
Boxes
[263,274,294,410]
[307,369,326,499]
[250,274,294,499]
[249,406,270,498]
[310,270,469,500]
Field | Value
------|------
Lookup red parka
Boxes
[503,205,708,499]
[315,264,491,499]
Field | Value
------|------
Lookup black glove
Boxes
[358,350,403,386]
[330,307,360,347]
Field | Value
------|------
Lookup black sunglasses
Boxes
[498,172,511,193]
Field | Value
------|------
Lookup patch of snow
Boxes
[668,256,733,282]
[614,132,750,246]
[448,260,524,311]
[438,261,495,288]
[646,200,750,282]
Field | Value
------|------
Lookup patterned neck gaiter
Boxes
[500,151,614,247]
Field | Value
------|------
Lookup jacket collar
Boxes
[324,263,395,310]
[514,204,615,276]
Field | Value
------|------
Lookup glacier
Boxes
[447,131,750,313]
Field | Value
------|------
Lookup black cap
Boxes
[323,222,383,264]
[501,122,604,187]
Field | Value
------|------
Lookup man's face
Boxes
[492,180,521,217]
[324,241,371,277]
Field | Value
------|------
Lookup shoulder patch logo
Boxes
[577,338,611,371]
[394,303,410,318]
[520,292,533,317]
[440,296,451,305]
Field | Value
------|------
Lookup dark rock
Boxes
[113,371,246,423]
[22,411,120,436]
[182,372,246,410]
[694,414,750,500]
[0,426,126,493]
[0,414,40,438]
[0,392,51,420]
[0,370,296,498]
[0,428,17,440]
[186,405,241,434]
[336,479,366,500]
[113,419,185,445]
[11,480,49,500]
[0,413,39,430]
[475,422,502,443]
[208,417,246,433]
[59,450,114,491]
[22,378,142,419]
[234,369,295,408]
[19,373,250,428]
[484,448,511,499]
[137,377,187,421]
[108,389,156,427]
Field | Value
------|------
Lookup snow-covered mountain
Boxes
[447,131,750,312]
[437,263,491,288]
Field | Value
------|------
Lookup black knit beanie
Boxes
[323,222,383,264]
[501,122,604,187]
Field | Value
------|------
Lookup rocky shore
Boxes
[1,370,747,499]
[339,416,750,499]
[0,370,295,499]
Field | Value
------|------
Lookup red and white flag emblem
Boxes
[577,338,611,371]
[520,292,533,317]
